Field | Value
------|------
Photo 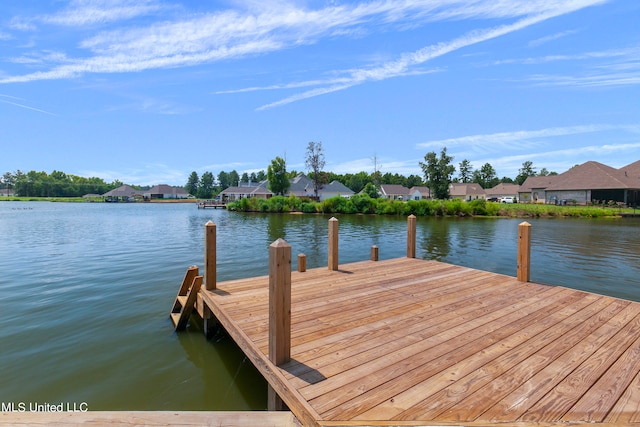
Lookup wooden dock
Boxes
[197,200,226,209]
[185,217,640,426]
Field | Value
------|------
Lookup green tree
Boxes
[267,156,290,196]
[458,159,473,183]
[538,168,557,176]
[217,171,230,190]
[516,161,536,185]
[229,170,240,187]
[198,172,214,199]
[362,182,379,198]
[185,171,199,196]
[473,163,499,189]
[406,174,424,188]
[2,172,15,192]
[420,147,455,199]
[347,171,370,193]
[305,141,326,200]
[240,172,249,183]
[256,170,266,181]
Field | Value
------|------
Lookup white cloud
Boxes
[0,94,57,115]
[475,142,640,176]
[416,125,618,151]
[1,0,609,87]
[328,156,422,176]
[527,70,640,87]
[255,1,609,109]
[494,46,640,65]
[44,0,162,26]
[528,29,578,47]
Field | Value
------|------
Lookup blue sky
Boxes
[1,0,638,186]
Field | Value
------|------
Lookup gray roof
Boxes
[409,186,430,196]
[380,184,410,196]
[519,176,559,192]
[486,183,520,196]
[289,173,314,196]
[323,180,354,195]
[146,184,189,195]
[449,183,485,196]
[103,184,140,197]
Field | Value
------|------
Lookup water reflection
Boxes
[1,202,638,413]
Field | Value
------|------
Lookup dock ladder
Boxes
[170,265,202,331]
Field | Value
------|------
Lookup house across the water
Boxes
[518,161,640,206]
[219,173,355,202]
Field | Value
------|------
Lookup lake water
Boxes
[0,202,639,411]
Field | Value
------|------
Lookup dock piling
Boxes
[205,221,216,290]
[297,253,307,272]
[328,217,339,271]
[371,245,379,261]
[517,221,531,282]
[407,214,416,258]
[268,238,292,411]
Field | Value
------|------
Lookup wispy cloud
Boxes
[0,0,608,89]
[489,45,640,88]
[44,0,161,26]
[254,1,608,109]
[0,94,56,115]
[494,46,640,65]
[416,124,620,152]
[528,29,578,47]
[477,142,640,176]
[527,67,640,87]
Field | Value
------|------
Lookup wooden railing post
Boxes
[205,221,216,290]
[328,217,339,271]
[371,245,379,261]
[297,253,307,272]
[268,238,291,411]
[407,214,416,258]
[517,221,531,282]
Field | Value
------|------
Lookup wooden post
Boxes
[205,221,216,290]
[297,253,307,272]
[370,245,379,261]
[268,238,291,411]
[517,221,531,282]
[328,217,339,271]
[407,214,416,258]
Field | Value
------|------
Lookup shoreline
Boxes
[1,196,634,218]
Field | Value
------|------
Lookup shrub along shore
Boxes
[227,194,627,218]
[1,195,629,217]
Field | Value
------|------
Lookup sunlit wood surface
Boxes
[202,257,640,426]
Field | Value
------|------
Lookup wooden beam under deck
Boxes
[200,257,640,426]
[0,411,300,426]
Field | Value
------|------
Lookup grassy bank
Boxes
[227,195,628,218]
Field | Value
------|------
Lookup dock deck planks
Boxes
[200,257,640,426]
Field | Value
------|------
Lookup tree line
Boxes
[189,142,556,200]
[183,166,426,200]
[2,144,556,199]
[0,170,128,198]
